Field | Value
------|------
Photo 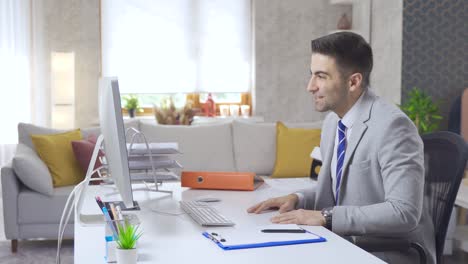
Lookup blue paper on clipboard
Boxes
[203,225,326,250]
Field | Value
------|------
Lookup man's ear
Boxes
[348,73,363,92]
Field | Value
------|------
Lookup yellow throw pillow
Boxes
[31,129,84,187]
[271,122,321,178]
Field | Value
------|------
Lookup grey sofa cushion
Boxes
[18,185,75,224]
[232,120,276,175]
[232,120,324,175]
[140,122,236,171]
[18,123,65,149]
[81,118,141,140]
[12,144,54,196]
[18,119,140,149]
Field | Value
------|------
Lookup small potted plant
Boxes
[122,94,142,118]
[400,87,442,134]
[115,221,142,264]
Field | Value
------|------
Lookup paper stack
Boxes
[127,142,182,182]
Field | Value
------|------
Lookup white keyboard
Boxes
[179,201,235,227]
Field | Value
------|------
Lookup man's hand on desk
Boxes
[247,194,325,226]
[271,209,326,226]
[247,194,298,214]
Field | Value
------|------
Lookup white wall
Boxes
[39,0,402,125]
[370,0,403,105]
[254,0,403,122]
[253,0,348,122]
[40,0,100,128]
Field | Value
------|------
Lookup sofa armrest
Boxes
[1,165,20,239]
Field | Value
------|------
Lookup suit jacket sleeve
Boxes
[332,115,425,236]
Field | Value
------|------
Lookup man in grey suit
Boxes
[248,32,435,263]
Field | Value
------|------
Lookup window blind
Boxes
[101,0,251,94]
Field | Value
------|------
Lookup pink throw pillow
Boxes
[71,135,104,184]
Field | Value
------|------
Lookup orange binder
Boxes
[181,171,264,191]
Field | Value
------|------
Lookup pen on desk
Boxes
[102,207,118,240]
[261,229,306,233]
[115,205,123,220]
[95,196,104,210]
[110,203,119,233]
[110,203,118,219]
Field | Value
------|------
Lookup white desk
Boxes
[74,179,385,263]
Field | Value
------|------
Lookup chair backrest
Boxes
[422,131,468,263]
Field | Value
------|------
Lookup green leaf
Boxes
[122,94,141,111]
[400,87,441,134]
[116,222,143,249]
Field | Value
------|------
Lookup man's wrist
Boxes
[321,207,333,230]
[289,193,299,206]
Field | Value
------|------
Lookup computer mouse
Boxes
[195,197,221,202]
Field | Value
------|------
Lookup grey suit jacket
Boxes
[299,90,435,264]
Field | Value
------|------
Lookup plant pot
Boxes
[128,109,136,118]
[116,248,137,264]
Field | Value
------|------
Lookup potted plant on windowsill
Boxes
[122,94,142,118]
[115,221,142,264]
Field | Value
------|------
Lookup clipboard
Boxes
[202,225,326,250]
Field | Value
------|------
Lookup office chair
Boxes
[355,131,468,264]
[309,159,321,180]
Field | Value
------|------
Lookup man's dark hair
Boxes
[311,32,373,88]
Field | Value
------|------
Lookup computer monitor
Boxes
[73,77,137,225]
[98,77,135,208]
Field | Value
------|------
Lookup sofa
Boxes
[1,118,322,252]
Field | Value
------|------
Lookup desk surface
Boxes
[74,178,384,263]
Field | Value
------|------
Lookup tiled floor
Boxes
[0,240,73,264]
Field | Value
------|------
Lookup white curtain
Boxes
[0,0,31,166]
[0,0,47,167]
[101,0,251,94]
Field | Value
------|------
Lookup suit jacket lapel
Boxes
[337,91,375,204]
[315,116,337,208]
[342,123,368,175]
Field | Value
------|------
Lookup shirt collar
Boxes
[340,90,367,129]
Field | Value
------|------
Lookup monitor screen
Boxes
[98,77,135,208]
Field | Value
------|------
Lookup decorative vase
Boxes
[204,93,216,117]
[116,248,137,264]
[128,109,136,118]
[337,13,351,30]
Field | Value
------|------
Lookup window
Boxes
[101,0,252,94]
[121,93,187,109]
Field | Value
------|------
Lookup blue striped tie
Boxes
[335,120,347,204]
